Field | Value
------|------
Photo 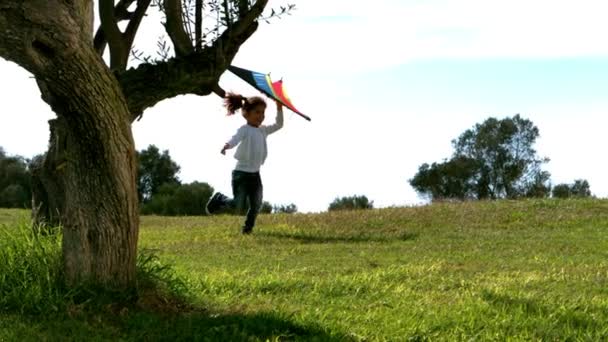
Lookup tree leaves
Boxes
[411,115,552,201]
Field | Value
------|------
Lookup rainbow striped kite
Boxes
[228,65,311,121]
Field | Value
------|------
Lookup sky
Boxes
[1,0,608,212]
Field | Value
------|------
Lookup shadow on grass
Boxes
[5,310,347,341]
[260,231,418,244]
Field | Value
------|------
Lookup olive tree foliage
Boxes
[0,0,290,288]
[410,115,551,201]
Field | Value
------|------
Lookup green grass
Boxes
[1,199,608,340]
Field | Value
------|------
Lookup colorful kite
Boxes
[228,65,311,121]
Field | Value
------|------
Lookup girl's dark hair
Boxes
[224,92,266,115]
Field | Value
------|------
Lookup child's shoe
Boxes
[206,192,228,215]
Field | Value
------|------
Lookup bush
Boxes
[552,179,592,199]
[141,182,213,216]
[170,182,214,216]
[0,150,32,208]
[328,195,374,211]
[570,179,591,198]
[260,201,273,214]
[0,184,30,208]
[273,203,298,214]
[552,184,571,199]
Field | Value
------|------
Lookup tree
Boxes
[570,179,591,198]
[273,203,298,214]
[0,0,279,288]
[137,145,180,202]
[522,170,551,198]
[409,156,478,201]
[552,184,571,199]
[0,148,32,208]
[141,181,213,215]
[140,182,180,215]
[328,195,374,211]
[260,201,273,214]
[552,179,591,199]
[410,115,550,201]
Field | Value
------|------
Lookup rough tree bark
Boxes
[1,1,139,287]
[30,118,68,230]
[0,0,267,289]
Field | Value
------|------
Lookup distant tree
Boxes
[328,195,374,211]
[0,148,31,208]
[141,181,213,216]
[260,201,273,214]
[137,145,180,202]
[409,156,478,201]
[552,184,571,199]
[570,179,591,198]
[170,182,214,215]
[522,171,552,198]
[140,183,179,216]
[0,184,30,208]
[552,179,591,199]
[410,115,550,201]
[273,203,298,214]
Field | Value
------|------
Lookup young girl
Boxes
[206,93,284,234]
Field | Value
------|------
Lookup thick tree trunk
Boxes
[31,61,139,288]
[33,50,139,288]
[50,55,139,287]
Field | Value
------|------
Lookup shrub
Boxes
[141,182,213,216]
[328,195,373,211]
[552,179,591,199]
[273,203,298,214]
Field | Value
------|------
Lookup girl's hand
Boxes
[221,143,229,155]
[276,101,283,111]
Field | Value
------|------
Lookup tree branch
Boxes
[93,29,108,56]
[163,0,194,57]
[211,0,267,62]
[94,0,137,56]
[95,0,149,71]
[118,51,221,121]
[118,0,268,120]
[195,0,203,51]
[123,0,152,50]
[225,0,267,37]
[99,0,128,70]
[222,0,231,30]
[237,0,249,18]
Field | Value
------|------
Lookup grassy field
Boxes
[1,199,608,341]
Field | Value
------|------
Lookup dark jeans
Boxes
[231,170,263,230]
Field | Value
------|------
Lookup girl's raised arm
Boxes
[263,102,284,135]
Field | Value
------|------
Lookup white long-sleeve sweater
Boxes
[226,109,283,172]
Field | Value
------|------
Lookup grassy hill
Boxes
[1,199,607,340]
